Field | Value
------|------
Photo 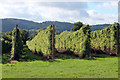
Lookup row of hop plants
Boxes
[26,25,55,59]
[90,22,119,55]
[55,24,91,58]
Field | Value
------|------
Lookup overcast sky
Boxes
[0,0,119,25]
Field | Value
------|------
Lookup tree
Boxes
[10,25,23,61]
[2,31,12,42]
[20,30,29,44]
[71,21,83,31]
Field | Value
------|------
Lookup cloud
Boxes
[97,1,118,9]
[0,0,118,25]
[0,1,43,21]
[87,10,104,20]
[0,1,89,23]
[37,2,88,10]
[85,9,117,24]
[37,6,89,22]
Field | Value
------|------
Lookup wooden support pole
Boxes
[52,25,55,60]
[117,23,119,55]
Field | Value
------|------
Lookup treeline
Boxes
[91,22,119,55]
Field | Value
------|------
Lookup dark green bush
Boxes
[2,40,12,53]
[2,52,11,64]
[19,45,41,61]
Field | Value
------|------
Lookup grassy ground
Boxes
[2,54,118,78]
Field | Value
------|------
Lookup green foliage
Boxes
[1,31,12,53]
[56,24,91,58]
[2,30,29,53]
[1,31,12,63]
[91,22,119,54]
[19,45,41,61]
[5,31,12,36]
[71,21,83,31]
[2,40,12,53]
[2,52,11,64]
[27,26,54,57]
[11,27,23,61]
[2,33,12,42]
[20,29,29,44]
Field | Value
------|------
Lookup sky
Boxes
[0,0,119,25]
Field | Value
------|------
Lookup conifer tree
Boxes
[10,25,23,61]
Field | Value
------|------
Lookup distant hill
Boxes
[1,18,110,34]
[1,18,73,34]
[90,24,110,31]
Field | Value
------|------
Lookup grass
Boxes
[2,54,118,78]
